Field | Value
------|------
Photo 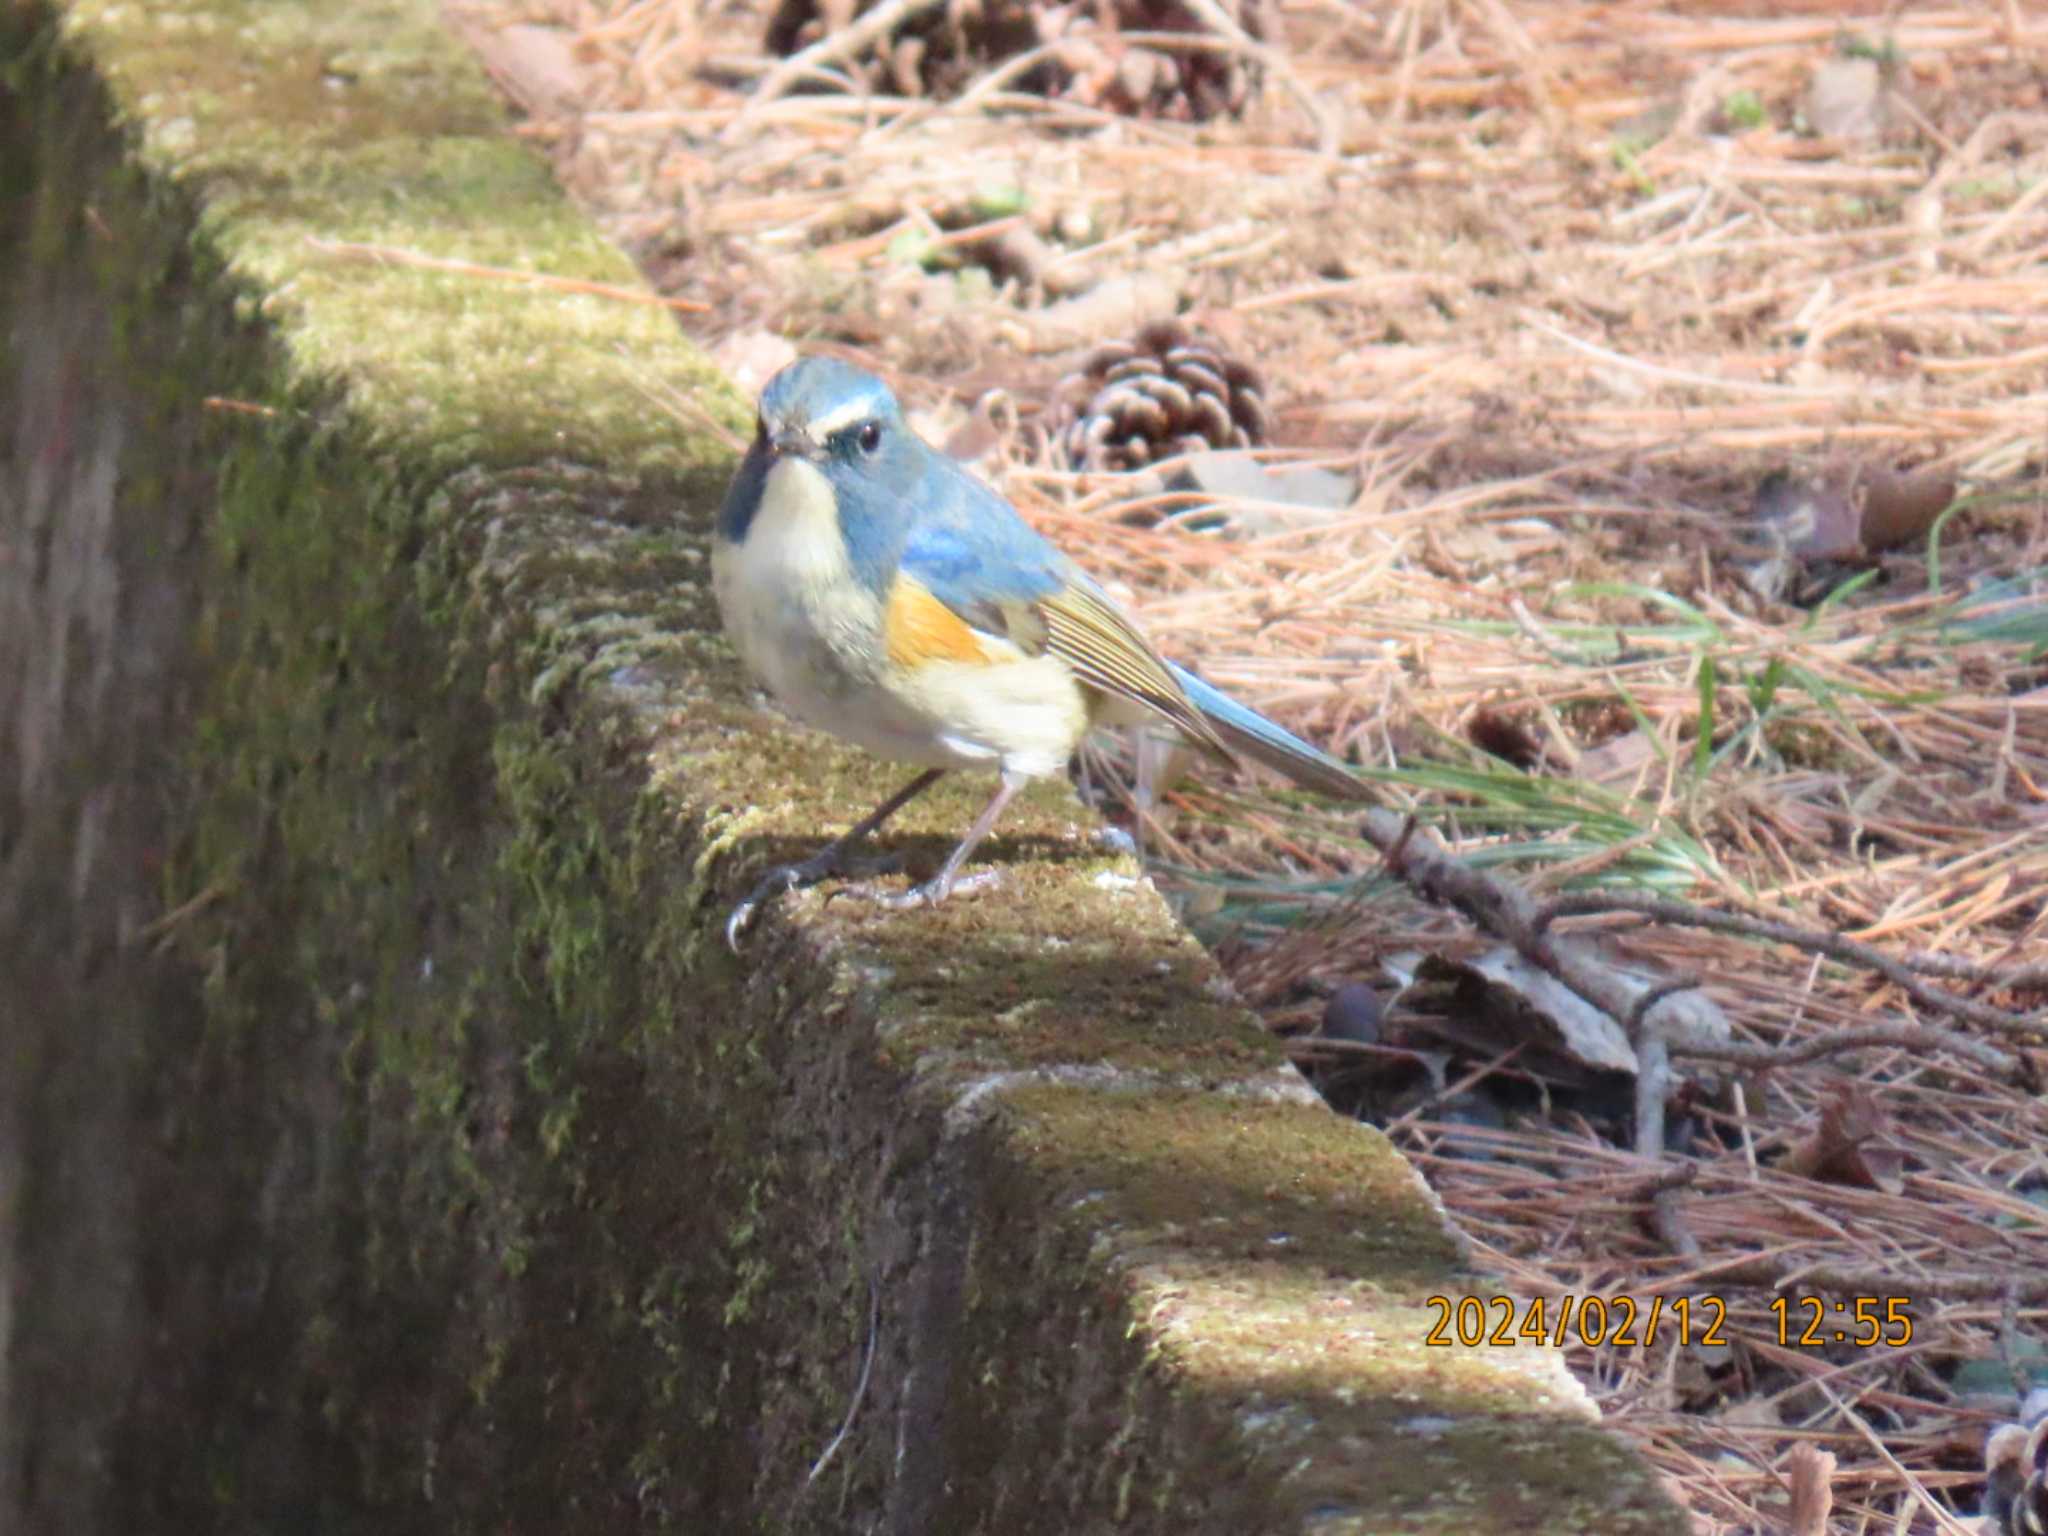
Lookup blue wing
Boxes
[896,455,1066,614]
[895,448,1368,798]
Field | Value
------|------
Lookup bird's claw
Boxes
[723,878,788,953]
[848,869,1001,913]
[724,849,904,950]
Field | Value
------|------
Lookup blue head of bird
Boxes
[718,357,932,590]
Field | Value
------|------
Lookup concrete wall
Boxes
[0,2,1685,1531]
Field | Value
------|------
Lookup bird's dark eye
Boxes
[856,421,882,454]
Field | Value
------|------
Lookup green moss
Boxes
[67,0,747,473]
[933,1086,1680,1531]
[5,0,1685,1529]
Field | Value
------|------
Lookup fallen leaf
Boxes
[1162,450,1358,537]
[1749,460,1957,565]
[1803,57,1888,142]
[1754,468,1861,561]
[1854,463,1956,552]
[1781,1085,1903,1192]
[1395,947,1638,1077]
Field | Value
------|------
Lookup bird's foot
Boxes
[725,847,904,950]
[847,869,1001,913]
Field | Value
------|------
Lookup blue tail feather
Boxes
[1166,662,1371,801]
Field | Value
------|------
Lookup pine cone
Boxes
[1050,0,1275,122]
[763,0,1273,123]
[766,0,1046,100]
[1986,1405,2048,1536]
[1057,320,1271,472]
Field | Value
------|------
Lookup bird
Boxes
[712,355,1369,948]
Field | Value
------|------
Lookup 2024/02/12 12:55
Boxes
[1422,1293,1730,1349]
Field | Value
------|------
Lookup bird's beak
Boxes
[767,427,816,459]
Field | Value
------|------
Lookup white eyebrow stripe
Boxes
[807,395,883,438]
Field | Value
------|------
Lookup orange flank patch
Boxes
[884,577,989,669]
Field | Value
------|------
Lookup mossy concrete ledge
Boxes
[0,1,1685,1531]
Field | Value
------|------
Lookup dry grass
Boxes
[445,1,2048,1528]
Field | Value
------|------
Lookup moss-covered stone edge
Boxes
[10,0,1692,1529]
[56,0,739,478]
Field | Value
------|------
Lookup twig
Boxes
[138,880,228,948]
[866,41,1068,144]
[622,362,749,454]
[1357,806,1733,1263]
[806,1273,881,1487]
[1535,892,2048,1051]
[1657,1254,2048,1307]
[1893,943,2048,991]
[1383,1042,1529,1135]
[1676,1024,2017,1081]
[302,238,708,312]
[1638,1158,1702,1257]
[1811,1378,1979,1536]
[1520,310,1841,398]
[1359,809,1729,1060]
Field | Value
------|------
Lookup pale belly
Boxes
[713,460,1091,779]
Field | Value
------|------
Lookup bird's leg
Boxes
[1131,725,1159,864]
[725,768,945,949]
[863,769,1027,912]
